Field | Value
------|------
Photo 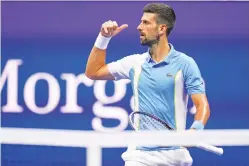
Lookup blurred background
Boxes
[1,1,249,166]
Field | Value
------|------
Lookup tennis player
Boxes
[85,3,210,166]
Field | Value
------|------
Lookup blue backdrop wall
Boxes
[1,1,249,166]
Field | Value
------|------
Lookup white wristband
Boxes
[94,33,112,50]
[190,120,204,130]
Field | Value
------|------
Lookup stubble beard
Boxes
[140,35,160,47]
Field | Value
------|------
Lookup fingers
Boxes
[102,23,108,34]
[101,20,127,37]
[107,21,116,35]
[112,21,118,33]
[101,20,116,36]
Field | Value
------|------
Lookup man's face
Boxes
[137,13,160,46]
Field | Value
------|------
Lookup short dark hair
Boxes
[143,3,176,36]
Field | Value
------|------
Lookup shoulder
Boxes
[175,51,202,79]
[171,48,201,75]
[175,51,196,66]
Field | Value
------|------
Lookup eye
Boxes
[143,20,148,24]
[141,20,149,24]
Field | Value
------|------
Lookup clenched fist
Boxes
[101,20,128,38]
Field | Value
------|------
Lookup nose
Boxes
[137,23,142,31]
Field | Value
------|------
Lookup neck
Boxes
[149,37,170,63]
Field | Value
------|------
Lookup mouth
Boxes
[140,33,145,38]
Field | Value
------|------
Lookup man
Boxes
[85,3,210,166]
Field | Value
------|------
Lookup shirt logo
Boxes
[167,73,173,77]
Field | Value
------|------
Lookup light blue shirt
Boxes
[108,44,205,151]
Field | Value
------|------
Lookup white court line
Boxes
[1,127,249,166]
[1,0,249,2]
[1,127,249,147]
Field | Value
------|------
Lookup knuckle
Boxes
[102,22,107,27]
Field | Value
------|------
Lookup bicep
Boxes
[191,93,210,124]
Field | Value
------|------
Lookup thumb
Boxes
[112,24,128,36]
[118,24,128,31]
[116,24,128,33]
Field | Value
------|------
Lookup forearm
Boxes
[85,33,111,78]
[194,103,210,126]
[85,21,128,80]
[190,94,211,130]
[85,47,106,78]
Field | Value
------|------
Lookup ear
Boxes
[159,24,167,36]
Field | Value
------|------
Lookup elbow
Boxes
[85,71,97,80]
[85,68,101,80]
[84,65,97,80]
[84,69,90,78]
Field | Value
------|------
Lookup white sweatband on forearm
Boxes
[94,33,112,50]
[190,120,205,130]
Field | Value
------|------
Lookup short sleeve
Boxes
[183,57,205,95]
[107,54,139,80]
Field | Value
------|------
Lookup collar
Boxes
[146,43,176,64]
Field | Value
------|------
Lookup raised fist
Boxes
[100,20,128,37]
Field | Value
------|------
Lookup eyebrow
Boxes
[141,19,151,23]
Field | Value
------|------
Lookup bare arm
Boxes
[85,46,114,80]
[191,93,210,128]
[85,20,128,80]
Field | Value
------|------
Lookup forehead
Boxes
[141,12,157,22]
